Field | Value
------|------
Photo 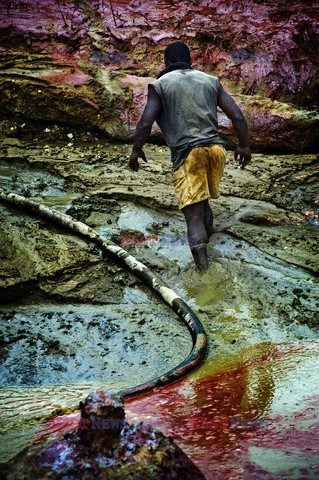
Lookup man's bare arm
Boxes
[217,84,251,168]
[129,86,163,172]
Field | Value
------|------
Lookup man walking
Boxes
[129,41,251,271]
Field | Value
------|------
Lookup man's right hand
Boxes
[234,146,251,169]
[129,148,147,172]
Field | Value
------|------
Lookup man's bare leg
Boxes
[182,201,208,271]
[203,199,214,240]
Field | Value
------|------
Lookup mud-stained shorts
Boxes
[172,144,227,210]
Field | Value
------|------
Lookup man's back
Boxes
[150,69,223,170]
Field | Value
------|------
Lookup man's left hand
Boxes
[129,148,147,172]
[234,146,251,169]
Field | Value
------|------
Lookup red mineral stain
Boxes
[125,341,319,480]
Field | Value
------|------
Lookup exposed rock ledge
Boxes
[0,0,318,151]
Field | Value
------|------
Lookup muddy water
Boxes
[0,130,318,476]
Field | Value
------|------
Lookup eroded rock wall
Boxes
[0,0,318,149]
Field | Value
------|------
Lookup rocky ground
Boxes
[0,121,318,464]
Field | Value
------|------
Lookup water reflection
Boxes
[126,340,319,480]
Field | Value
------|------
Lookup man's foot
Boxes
[190,243,208,272]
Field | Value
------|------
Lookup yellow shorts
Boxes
[172,144,227,210]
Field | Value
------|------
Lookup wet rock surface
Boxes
[0,125,318,470]
[124,341,319,480]
[0,125,318,318]
[1,390,206,480]
[0,305,191,387]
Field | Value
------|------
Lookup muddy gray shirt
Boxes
[150,69,223,170]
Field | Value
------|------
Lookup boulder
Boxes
[1,390,206,480]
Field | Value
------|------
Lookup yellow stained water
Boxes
[42,193,79,209]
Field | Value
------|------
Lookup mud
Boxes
[0,123,318,464]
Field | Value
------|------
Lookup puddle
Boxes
[0,159,78,210]
[41,193,79,210]
[125,341,319,480]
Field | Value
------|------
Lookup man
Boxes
[129,41,251,271]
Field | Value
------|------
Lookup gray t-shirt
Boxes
[150,69,223,170]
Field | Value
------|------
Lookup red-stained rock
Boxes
[1,390,207,480]
[37,69,94,87]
